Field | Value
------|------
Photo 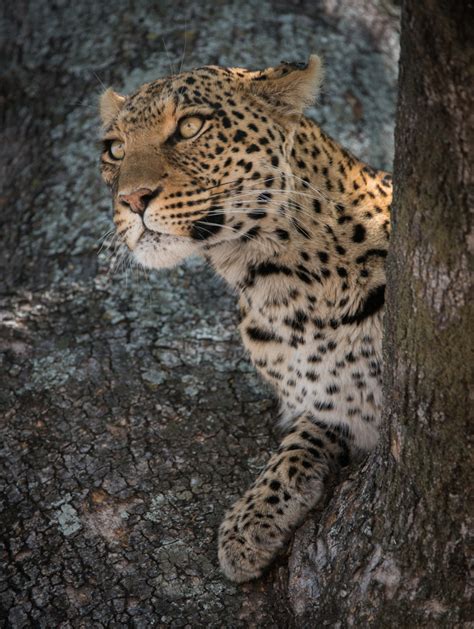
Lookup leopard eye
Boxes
[108,140,125,160]
[178,116,204,139]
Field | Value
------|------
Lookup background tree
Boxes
[282,1,473,625]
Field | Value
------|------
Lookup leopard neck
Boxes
[206,116,392,304]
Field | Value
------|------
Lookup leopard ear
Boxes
[244,55,323,116]
[100,88,126,127]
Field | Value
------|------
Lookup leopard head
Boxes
[99,55,323,269]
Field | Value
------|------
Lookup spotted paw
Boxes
[218,490,290,582]
[218,419,336,582]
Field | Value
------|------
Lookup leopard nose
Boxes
[119,188,153,214]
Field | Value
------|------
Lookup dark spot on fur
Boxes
[352,223,366,243]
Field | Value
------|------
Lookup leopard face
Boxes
[99,56,323,269]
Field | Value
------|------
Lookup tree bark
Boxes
[0,1,400,626]
[2,0,472,626]
[283,1,473,625]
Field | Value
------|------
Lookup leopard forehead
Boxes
[104,57,322,134]
[110,66,261,132]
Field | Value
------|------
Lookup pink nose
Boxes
[119,188,153,214]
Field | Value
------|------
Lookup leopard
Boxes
[98,55,392,583]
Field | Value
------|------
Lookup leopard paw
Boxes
[218,424,332,582]
[218,488,292,582]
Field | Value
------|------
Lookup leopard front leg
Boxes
[218,415,350,582]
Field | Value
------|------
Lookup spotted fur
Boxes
[98,55,391,583]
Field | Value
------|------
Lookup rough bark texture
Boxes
[283,1,473,626]
[7,0,471,627]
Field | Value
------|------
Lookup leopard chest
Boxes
[239,298,384,449]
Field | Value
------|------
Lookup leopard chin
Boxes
[132,231,197,269]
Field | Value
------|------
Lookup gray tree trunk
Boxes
[281,1,473,625]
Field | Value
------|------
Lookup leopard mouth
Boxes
[132,228,199,270]
[140,226,162,239]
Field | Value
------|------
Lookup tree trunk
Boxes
[282,1,473,625]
